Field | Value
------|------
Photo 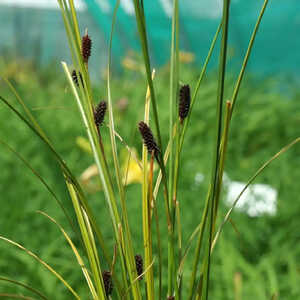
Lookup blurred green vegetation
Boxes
[0,60,299,299]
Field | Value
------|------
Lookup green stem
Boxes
[230,0,270,117]
[187,187,211,300]
[168,0,179,297]
[204,1,230,299]
[132,0,170,219]
[179,22,222,151]
[107,2,142,299]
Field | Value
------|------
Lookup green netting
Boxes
[0,0,299,77]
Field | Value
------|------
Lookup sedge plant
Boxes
[0,0,299,299]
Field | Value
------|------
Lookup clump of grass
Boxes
[0,0,299,299]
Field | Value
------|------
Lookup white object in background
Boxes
[95,0,110,13]
[0,0,86,11]
[159,0,172,17]
[194,172,278,217]
[120,0,134,15]
[194,172,205,186]
[224,174,278,217]
[185,0,223,19]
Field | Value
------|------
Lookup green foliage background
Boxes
[0,61,299,299]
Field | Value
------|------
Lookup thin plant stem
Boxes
[132,0,170,228]
[142,71,155,300]
[211,137,300,251]
[168,0,179,298]
[179,22,222,151]
[204,1,231,299]
[0,277,48,300]
[107,2,142,298]
[230,0,270,117]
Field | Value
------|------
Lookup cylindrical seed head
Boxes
[71,70,84,88]
[81,33,92,63]
[102,270,113,296]
[94,101,107,127]
[135,254,143,280]
[138,121,160,156]
[179,84,191,122]
[71,70,78,86]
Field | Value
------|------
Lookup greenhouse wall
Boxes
[0,0,299,77]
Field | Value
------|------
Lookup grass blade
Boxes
[203,1,231,299]
[107,2,142,298]
[168,0,180,297]
[0,277,48,300]
[0,139,78,240]
[212,137,300,251]
[0,294,35,300]
[0,94,113,281]
[65,180,105,299]
[0,236,80,299]
[37,211,98,299]
[142,70,155,300]
[230,0,270,116]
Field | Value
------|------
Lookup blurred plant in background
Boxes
[0,0,299,299]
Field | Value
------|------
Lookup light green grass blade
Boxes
[107,3,141,298]
[203,1,231,299]
[142,70,155,300]
[0,236,80,299]
[168,0,179,298]
[61,62,128,296]
[230,0,270,115]
[211,137,300,251]
[1,77,51,144]
[0,277,48,300]
[68,0,82,48]
[0,139,78,240]
[37,211,98,299]
[58,2,131,291]
[179,22,221,151]
[0,294,35,300]
[132,0,170,211]
[65,180,105,300]
[0,95,113,275]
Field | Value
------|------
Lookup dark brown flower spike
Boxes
[81,33,92,63]
[94,101,107,127]
[135,254,143,280]
[138,121,160,157]
[179,84,191,123]
[71,70,84,88]
[102,270,113,296]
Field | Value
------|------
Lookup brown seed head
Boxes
[179,84,190,122]
[81,33,92,63]
[94,101,107,127]
[102,270,113,296]
[135,254,143,280]
[138,121,160,156]
[71,70,84,88]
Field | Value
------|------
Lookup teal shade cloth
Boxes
[0,0,299,77]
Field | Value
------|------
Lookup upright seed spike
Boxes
[135,254,144,280]
[102,270,113,296]
[71,70,84,88]
[138,121,160,157]
[179,84,191,123]
[94,101,107,127]
[81,32,92,63]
